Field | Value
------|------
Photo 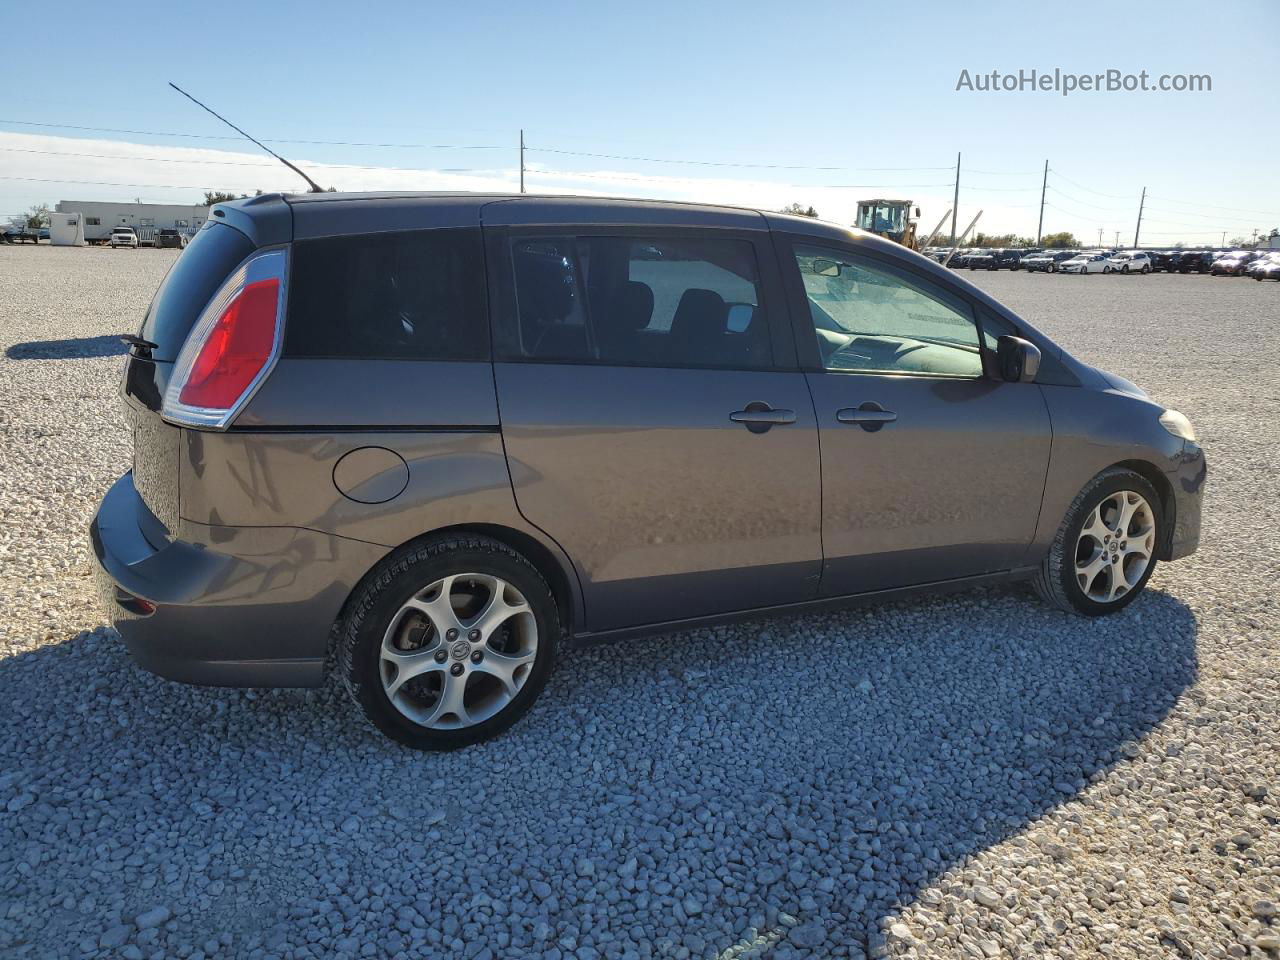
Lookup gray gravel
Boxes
[1,245,1277,959]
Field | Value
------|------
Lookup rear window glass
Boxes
[285,228,488,361]
[140,222,254,361]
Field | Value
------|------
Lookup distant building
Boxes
[53,200,209,244]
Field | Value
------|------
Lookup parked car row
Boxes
[1246,252,1280,280]
[922,245,1280,278]
[107,226,189,250]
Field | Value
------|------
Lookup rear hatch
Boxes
[123,219,259,536]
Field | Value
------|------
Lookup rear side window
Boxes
[501,234,771,369]
[139,222,253,361]
[285,228,488,360]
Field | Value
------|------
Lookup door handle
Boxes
[837,402,898,432]
[730,401,796,434]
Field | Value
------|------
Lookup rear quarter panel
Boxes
[181,358,584,624]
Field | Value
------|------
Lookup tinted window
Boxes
[504,235,771,369]
[794,244,983,378]
[140,222,254,361]
[286,228,488,360]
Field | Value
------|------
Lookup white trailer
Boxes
[53,201,210,244]
[50,212,87,246]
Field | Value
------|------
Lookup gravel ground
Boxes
[0,244,1277,960]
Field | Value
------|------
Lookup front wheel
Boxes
[1121,265,1130,274]
[340,534,560,750]
[1034,469,1161,616]
[1103,265,1112,274]
[1141,265,1150,274]
[1048,263,1057,273]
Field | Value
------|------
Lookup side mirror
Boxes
[997,335,1041,383]
[811,258,841,277]
[914,207,921,218]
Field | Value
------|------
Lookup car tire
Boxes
[1141,265,1150,274]
[1048,263,1057,273]
[1103,265,1112,274]
[340,533,561,750]
[1121,265,1129,274]
[1033,468,1162,617]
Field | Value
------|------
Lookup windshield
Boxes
[857,203,906,234]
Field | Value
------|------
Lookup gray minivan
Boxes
[93,193,1205,749]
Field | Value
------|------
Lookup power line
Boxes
[1147,194,1280,217]
[0,175,255,190]
[817,183,956,189]
[2,145,278,168]
[0,145,496,174]
[5,118,1277,237]
[1048,169,1135,200]
[528,167,954,189]
[1046,185,1135,212]
[1139,229,1241,237]
[527,145,952,172]
[1042,200,1126,226]
[0,117,503,150]
[1142,208,1270,227]
[960,183,1041,193]
[1143,215,1264,230]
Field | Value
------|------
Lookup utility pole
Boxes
[1098,227,1103,248]
[1133,186,1146,249]
[1114,230,1120,249]
[1221,231,1226,247]
[519,129,525,194]
[950,152,961,245]
[1036,159,1048,246]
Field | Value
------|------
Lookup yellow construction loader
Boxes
[855,199,922,248]
[855,199,982,264]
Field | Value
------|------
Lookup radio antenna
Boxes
[168,81,327,193]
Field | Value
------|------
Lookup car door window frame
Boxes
[486,225,799,372]
[773,232,1008,381]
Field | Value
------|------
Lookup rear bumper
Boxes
[91,471,388,687]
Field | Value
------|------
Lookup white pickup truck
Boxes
[109,227,139,249]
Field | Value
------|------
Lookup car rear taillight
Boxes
[162,248,286,429]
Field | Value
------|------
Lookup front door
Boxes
[489,227,822,632]
[779,238,1052,596]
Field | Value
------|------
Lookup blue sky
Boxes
[2,1,1277,244]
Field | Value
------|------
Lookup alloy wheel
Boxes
[1073,491,1156,604]
[379,573,538,729]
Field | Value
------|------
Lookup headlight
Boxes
[1159,409,1198,443]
